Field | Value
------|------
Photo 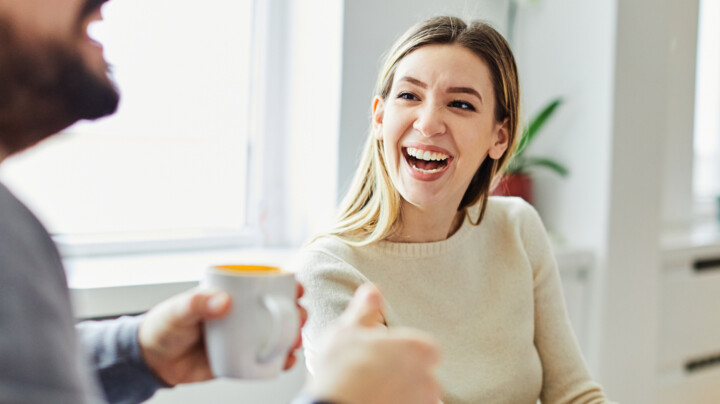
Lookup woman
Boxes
[294,16,611,404]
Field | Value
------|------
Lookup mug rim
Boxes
[209,264,291,277]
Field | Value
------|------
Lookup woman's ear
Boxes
[372,96,385,140]
[488,118,510,160]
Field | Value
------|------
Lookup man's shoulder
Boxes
[0,183,97,404]
[0,182,49,236]
[0,181,63,271]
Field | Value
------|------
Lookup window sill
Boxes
[66,247,297,319]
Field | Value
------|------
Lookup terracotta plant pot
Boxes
[491,173,533,204]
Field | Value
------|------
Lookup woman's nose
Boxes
[412,104,446,137]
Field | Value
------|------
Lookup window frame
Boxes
[692,0,720,224]
[51,0,289,257]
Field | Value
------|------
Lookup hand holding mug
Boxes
[137,275,306,385]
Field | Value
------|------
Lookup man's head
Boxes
[0,0,118,157]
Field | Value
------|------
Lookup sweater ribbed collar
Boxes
[372,216,476,258]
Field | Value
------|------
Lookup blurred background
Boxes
[0,0,717,403]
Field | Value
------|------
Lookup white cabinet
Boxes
[656,239,720,404]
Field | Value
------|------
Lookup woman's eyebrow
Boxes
[397,76,427,88]
[447,86,483,104]
[396,76,483,104]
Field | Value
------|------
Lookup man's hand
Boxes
[307,284,442,404]
[138,283,308,386]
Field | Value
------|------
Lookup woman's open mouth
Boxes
[402,146,453,177]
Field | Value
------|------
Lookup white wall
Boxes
[597,1,670,399]
[514,0,617,250]
[662,0,698,228]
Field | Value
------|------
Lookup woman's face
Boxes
[373,43,508,215]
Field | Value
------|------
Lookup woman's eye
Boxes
[449,100,476,111]
[397,92,419,101]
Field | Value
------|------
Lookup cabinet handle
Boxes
[693,257,720,272]
[686,352,720,372]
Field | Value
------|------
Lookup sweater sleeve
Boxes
[518,203,612,404]
[76,315,166,404]
[292,244,371,374]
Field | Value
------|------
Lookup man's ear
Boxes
[488,118,510,160]
[372,96,385,140]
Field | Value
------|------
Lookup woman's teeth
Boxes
[406,147,449,162]
[405,147,450,174]
[412,165,444,174]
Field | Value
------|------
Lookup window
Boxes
[0,0,257,252]
[694,0,720,208]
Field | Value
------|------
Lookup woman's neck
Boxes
[387,202,465,243]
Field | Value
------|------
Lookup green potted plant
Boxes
[492,97,569,203]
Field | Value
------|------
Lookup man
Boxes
[0,0,442,403]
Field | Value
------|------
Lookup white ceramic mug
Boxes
[202,265,299,379]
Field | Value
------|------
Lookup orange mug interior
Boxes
[213,265,283,274]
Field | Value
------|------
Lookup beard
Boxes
[0,16,119,154]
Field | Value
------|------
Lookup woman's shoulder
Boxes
[486,196,540,225]
[291,235,371,288]
[291,235,359,273]
[302,234,355,257]
[485,196,550,250]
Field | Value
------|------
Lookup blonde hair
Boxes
[330,16,521,246]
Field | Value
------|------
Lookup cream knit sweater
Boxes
[294,197,611,404]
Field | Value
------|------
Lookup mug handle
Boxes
[257,295,300,363]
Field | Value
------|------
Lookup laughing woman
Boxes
[294,16,612,404]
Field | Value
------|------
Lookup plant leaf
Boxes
[504,155,525,174]
[521,156,570,177]
[515,97,563,156]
